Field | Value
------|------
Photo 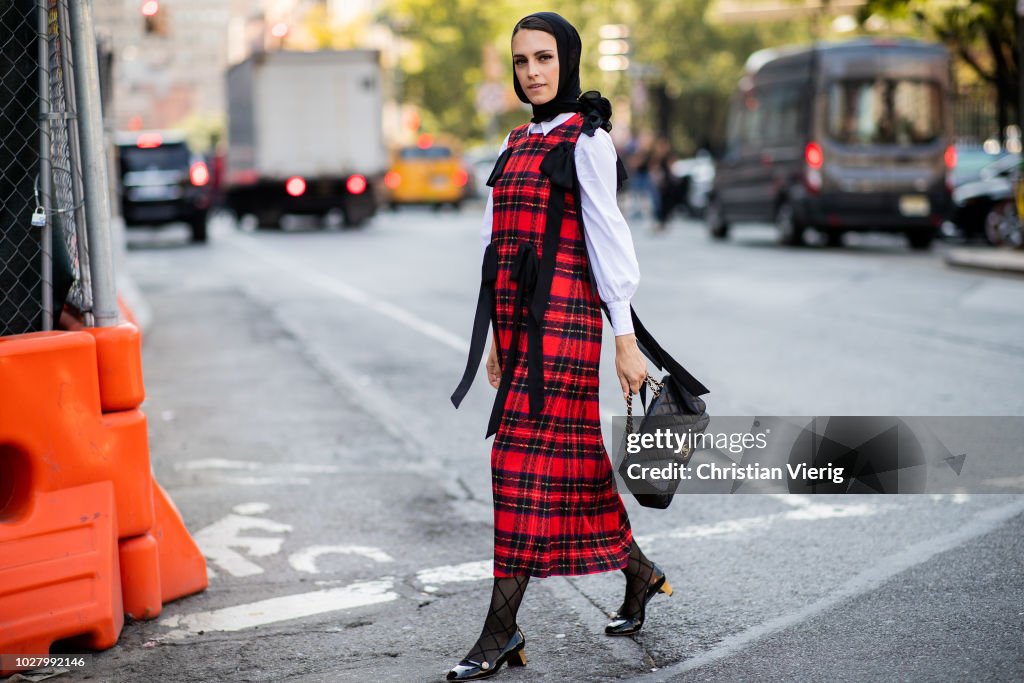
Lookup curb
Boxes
[944,248,1024,275]
[117,272,153,336]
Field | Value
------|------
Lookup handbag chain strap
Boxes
[625,375,663,434]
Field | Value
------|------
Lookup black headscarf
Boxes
[512,12,613,136]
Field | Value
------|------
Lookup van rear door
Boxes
[817,44,950,221]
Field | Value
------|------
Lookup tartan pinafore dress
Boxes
[485,113,633,578]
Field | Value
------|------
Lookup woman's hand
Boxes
[615,333,648,397]
[486,341,502,389]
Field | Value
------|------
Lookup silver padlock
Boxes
[30,207,46,227]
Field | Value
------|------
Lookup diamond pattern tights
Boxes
[617,540,656,619]
[461,576,530,666]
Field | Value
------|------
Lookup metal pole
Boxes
[56,0,93,323]
[37,0,53,330]
[1018,2,1024,135]
[67,0,118,327]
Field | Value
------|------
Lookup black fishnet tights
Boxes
[463,576,530,665]
[616,540,657,620]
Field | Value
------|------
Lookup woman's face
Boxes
[512,29,559,106]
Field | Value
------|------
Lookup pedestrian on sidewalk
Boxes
[449,11,672,680]
[651,136,681,232]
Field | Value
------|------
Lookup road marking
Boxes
[414,500,888,590]
[634,498,889,548]
[415,560,493,586]
[175,459,341,487]
[193,508,293,578]
[158,578,398,640]
[176,458,340,473]
[647,498,1024,681]
[157,499,1015,642]
[213,475,313,486]
[288,545,395,574]
[234,502,271,515]
[230,235,470,353]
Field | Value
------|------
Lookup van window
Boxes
[760,84,803,146]
[119,143,190,173]
[399,146,452,160]
[826,79,941,146]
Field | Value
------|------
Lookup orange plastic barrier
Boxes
[0,482,123,661]
[117,293,140,332]
[0,324,207,674]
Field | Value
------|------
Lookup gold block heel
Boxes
[605,563,672,636]
[510,649,527,666]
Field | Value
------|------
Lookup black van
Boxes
[706,38,953,249]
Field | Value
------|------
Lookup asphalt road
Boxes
[52,206,1024,682]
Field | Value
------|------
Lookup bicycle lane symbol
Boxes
[159,502,399,640]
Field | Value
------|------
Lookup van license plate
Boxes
[899,195,929,216]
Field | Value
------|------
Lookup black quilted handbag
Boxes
[621,374,711,509]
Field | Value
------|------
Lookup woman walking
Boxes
[448,12,672,680]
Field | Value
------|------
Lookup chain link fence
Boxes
[0,0,109,337]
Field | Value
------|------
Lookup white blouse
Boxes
[481,111,640,336]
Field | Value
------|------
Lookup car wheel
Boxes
[824,230,844,248]
[906,230,935,250]
[189,214,208,243]
[706,197,729,240]
[984,200,1021,247]
[256,209,282,230]
[775,199,804,246]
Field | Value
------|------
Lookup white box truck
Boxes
[225,49,386,227]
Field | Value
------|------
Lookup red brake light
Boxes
[383,171,401,189]
[944,145,957,169]
[416,134,433,149]
[136,132,162,148]
[454,168,469,188]
[346,174,367,195]
[805,141,823,169]
[189,161,209,186]
[285,176,306,197]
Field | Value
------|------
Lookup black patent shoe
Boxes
[605,564,673,637]
[446,629,527,680]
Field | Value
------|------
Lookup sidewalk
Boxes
[944,246,1024,274]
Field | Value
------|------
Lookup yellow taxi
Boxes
[384,134,469,209]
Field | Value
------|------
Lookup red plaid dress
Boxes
[489,113,633,578]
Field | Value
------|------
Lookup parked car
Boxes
[463,147,501,201]
[115,131,212,242]
[949,152,1021,245]
[707,38,954,250]
[951,145,1008,186]
[669,150,715,217]
[384,138,469,209]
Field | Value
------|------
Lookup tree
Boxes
[860,0,1019,142]
[378,0,818,152]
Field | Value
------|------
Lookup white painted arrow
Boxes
[288,545,395,574]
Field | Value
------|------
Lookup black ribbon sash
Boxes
[450,243,499,411]
[484,242,544,437]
